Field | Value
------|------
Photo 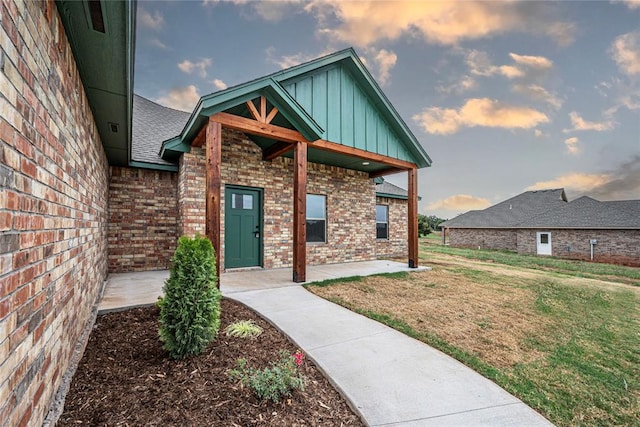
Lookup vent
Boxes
[88,0,105,33]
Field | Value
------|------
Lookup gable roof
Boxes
[441,189,568,228]
[159,48,431,172]
[519,196,640,229]
[441,190,640,230]
[131,95,190,169]
[376,181,408,199]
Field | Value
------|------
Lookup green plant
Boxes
[158,235,222,359]
[229,350,305,403]
[225,320,263,338]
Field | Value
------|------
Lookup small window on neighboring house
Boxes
[307,194,326,243]
[376,205,388,239]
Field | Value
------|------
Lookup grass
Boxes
[306,250,640,426]
[422,240,640,285]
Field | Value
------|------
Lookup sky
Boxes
[134,0,640,219]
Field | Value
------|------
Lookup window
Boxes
[540,233,549,244]
[306,194,326,243]
[231,193,253,210]
[376,205,388,239]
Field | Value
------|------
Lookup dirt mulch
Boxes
[58,299,364,426]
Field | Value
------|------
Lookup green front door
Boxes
[224,186,262,268]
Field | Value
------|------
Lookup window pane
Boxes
[376,205,388,222]
[242,194,253,210]
[231,193,242,209]
[540,233,549,244]
[307,220,325,242]
[307,194,326,219]
[376,223,388,239]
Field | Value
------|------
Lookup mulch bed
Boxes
[58,299,364,426]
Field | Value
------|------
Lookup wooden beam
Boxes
[369,167,405,178]
[263,141,293,161]
[312,139,417,170]
[260,96,267,122]
[408,168,418,269]
[211,112,306,144]
[265,107,279,124]
[191,125,207,147]
[206,120,222,283]
[292,141,307,283]
[246,99,261,122]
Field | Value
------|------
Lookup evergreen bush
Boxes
[158,235,221,359]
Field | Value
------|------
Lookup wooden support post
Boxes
[206,119,222,283]
[408,168,418,268]
[293,141,307,282]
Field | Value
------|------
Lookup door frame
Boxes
[536,231,552,256]
[224,184,264,268]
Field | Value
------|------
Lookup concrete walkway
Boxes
[99,261,552,426]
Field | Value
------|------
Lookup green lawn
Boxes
[306,245,640,426]
[423,240,640,285]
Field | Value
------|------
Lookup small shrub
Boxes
[158,235,221,359]
[225,320,263,338]
[228,350,305,403]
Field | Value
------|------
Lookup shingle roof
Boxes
[375,181,408,198]
[441,189,567,228]
[132,94,190,166]
[441,190,640,230]
[519,196,640,228]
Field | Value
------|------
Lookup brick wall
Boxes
[448,228,518,251]
[178,128,380,270]
[375,196,408,258]
[516,229,640,266]
[108,167,178,272]
[0,2,109,425]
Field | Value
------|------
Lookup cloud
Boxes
[437,75,477,94]
[526,157,640,200]
[148,38,169,50]
[614,0,640,10]
[427,194,491,212]
[585,156,640,200]
[563,111,614,133]
[265,47,334,69]
[564,137,580,155]
[534,129,546,138]
[610,31,640,75]
[155,86,201,112]
[527,173,612,192]
[212,79,228,90]
[178,58,213,78]
[512,84,563,109]
[139,8,164,30]
[466,50,552,80]
[304,1,575,47]
[509,53,553,69]
[205,0,303,21]
[413,98,549,135]
[372,48,397,86]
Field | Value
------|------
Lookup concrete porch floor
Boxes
[98,260,428,312]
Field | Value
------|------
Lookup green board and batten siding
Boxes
[282,64,413,163]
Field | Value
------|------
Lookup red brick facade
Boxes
[176,128,393,270]
[0,2,109,425]
[375,196,408,258]
[448,228,640,266]
[108,167,178,272]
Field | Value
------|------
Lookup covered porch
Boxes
[160,49,431,283]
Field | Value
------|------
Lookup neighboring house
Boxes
[0,2,431,425]
[441,189,640,266]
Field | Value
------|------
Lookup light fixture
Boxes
[362,162,370,166]
[108,122,119,133]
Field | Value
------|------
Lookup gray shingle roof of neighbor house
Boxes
[440,189,568,228]
[519,196,640,229]
[441,189,640,229]
[131,95,190,168]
